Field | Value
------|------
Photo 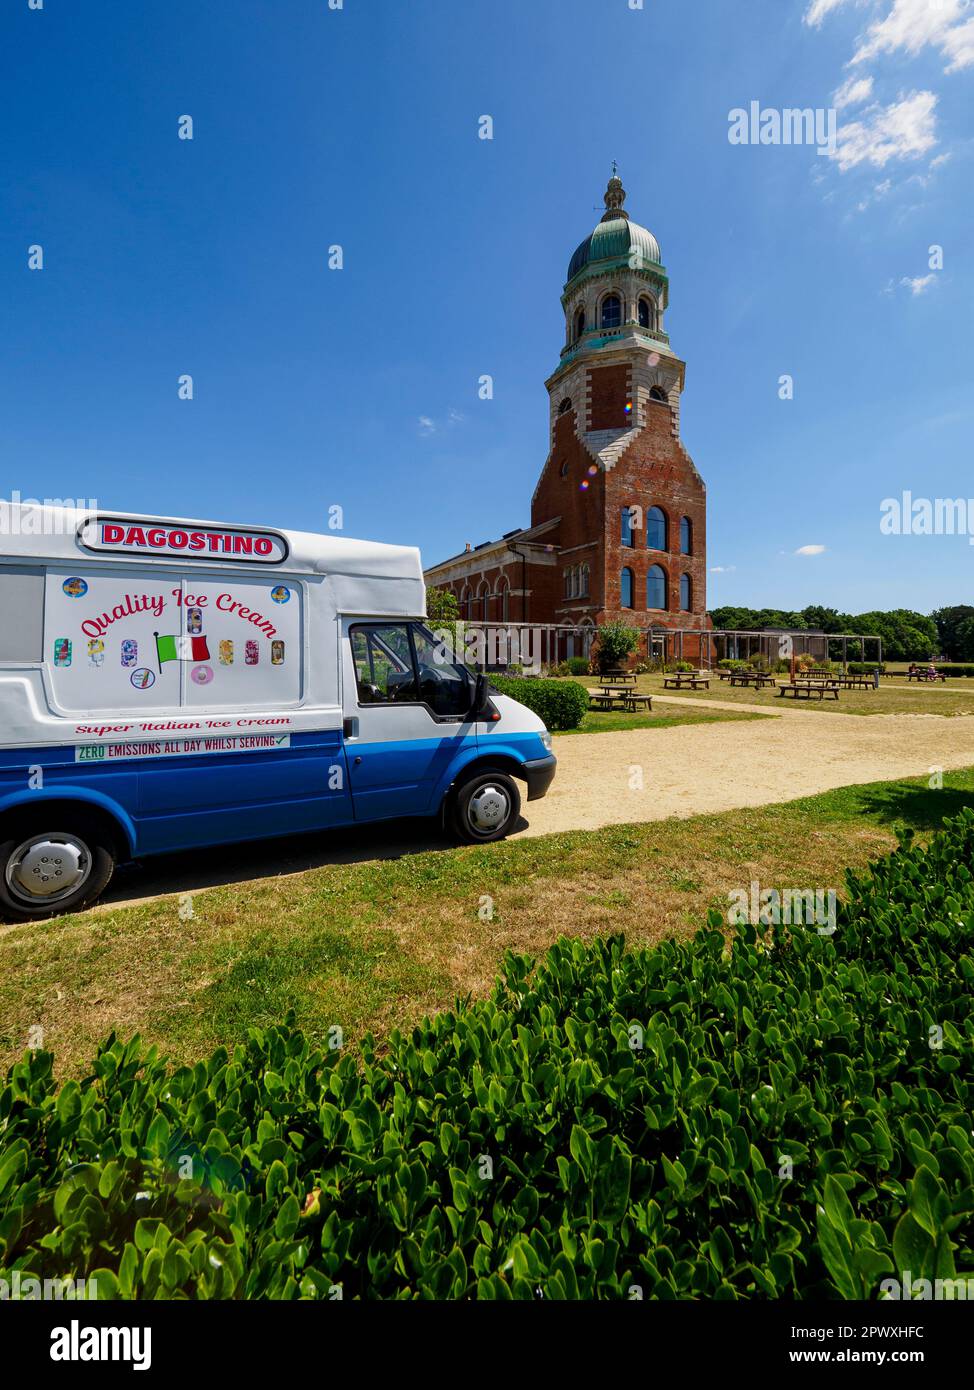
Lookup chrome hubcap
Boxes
[5,833,92,905]
[468,784,510,833]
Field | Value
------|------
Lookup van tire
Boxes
[0,815,116,923]
[450,770,521,844]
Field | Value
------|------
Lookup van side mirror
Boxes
[470,671,494,721]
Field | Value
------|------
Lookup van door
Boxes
[342,620,474,822]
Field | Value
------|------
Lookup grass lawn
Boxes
[560,705,768,734]
[4,767,974,1079]
[574,673,974,716]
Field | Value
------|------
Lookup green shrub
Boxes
[718,658,747,671]
[933,664,974,678]
[593,621,641,675]
[489,674,589,730]
[567,656,591,676]
[847,663,885,675]
[3,813,974,1300]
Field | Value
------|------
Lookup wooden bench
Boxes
[624,693,653,712]
[835,675,876,690]
[778,681,839,701]
[907,671,947,683]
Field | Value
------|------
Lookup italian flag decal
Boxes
[154,632,211,669]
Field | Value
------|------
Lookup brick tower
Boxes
[532,168,709,647]
[425,169,709,660]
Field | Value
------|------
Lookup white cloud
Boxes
[804,0,853,27]
[930,152,952,169]
[834,73,874,109]
[418,416,436,436]
[831,90,938,170]
[795,544,826,556]
[852,0,974,74]
[709,565,737,573]
[900,273,937,294]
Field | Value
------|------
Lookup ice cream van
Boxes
[0,505,556,921]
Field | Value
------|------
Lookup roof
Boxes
[567,215,662,284]
[0,503,425,587]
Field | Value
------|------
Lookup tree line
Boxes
[708,606,961,663]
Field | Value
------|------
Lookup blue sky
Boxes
[2,0,971,614]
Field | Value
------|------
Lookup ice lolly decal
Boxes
[271,640,285,666]
[54,638,72,667]
[187,607,203,635]
[87,639,105,667]
[245,640,259,665]
[219,639,233,666]
[121,639,138,668]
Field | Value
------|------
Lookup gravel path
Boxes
[515,702,974,837]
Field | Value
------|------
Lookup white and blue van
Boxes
[0,505,556,921]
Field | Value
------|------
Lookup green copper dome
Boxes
[566,169,662,284]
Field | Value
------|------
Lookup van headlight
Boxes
[540,731,552,752]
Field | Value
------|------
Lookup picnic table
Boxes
[777,680,840,701]
[663,673,710,690]
[601,669,637,685]
[728,672,776,689]
[834,674,876,690]
[588,687,652,713]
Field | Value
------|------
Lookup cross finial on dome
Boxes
[601,164,628,222]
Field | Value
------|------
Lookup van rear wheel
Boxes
[450,770,521,844]
[0,818,116,923]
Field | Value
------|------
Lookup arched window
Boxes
[497,576,510,621]
[680,573,692,612]
[579,562,590,598]
[574,308,585,341]
[646,506,667,551]
[558,397,572,415]
[649,385,668,403]
[559,458,569,477]
[621,505,635,547]
[620,567,634,610]
[647,565,668,611]
[680,516,692,555]
[638,297,655,330]
[460,585,471,620]
[478,581,490,622]
[601,294,622,329]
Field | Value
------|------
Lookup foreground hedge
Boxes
[489,673,589,730]
[2,813,973,1299]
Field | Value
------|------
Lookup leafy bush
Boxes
[848,663,885,675]
[592,621,641,675]
[718,659,746,671]
[3,814,974,1299]
[566,656,591,676]
[489,674,589,730]
[933,664,974,678]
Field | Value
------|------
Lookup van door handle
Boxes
[353,756,362,766]
[343,717,358,739]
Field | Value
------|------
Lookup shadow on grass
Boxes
[98,812,529,912]
[853,783,974,833]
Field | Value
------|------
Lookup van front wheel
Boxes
[450,771,521,844]
[0,820,116,923]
